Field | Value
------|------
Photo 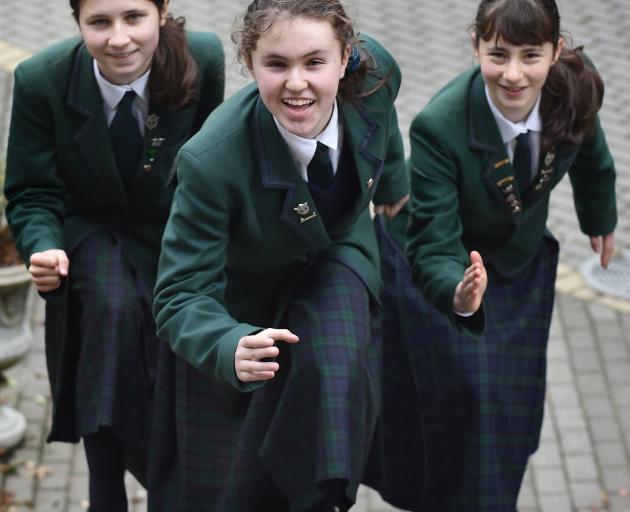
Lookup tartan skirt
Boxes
[148,258,381,512]
[364,217,559,512]
[68,229,158,462]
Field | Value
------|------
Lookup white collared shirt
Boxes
[93,60,150,136]
[485,85,542,179]
[273,101,344,182]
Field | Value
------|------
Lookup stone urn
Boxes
[0,265,35,449]
[0,210,35,448]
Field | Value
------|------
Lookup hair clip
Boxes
[346,45,361,74]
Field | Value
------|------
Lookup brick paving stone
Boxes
[538,493,573,512]
[534,467,569,495]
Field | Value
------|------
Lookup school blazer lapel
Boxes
[336,102,383,230]
[468,71,526,226]
[66,44,126,201]
[253,98,331,250]
[139,102,196,184]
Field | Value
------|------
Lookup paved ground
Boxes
[0,0,629,511]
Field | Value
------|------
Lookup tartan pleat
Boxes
[69,229,157,454]
[366,217,558,512]
[148,258,380,512]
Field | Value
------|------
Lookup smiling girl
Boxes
[148,0,407,510]
[366,0,617,510]
[3,0,224,509]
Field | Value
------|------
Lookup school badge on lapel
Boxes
[145,114,160,131]
[294,202,317,223]
[535,149,556,191]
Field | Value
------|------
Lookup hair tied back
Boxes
[346,45,361,74]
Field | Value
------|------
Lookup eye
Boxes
[88,17,110,27]
[307,58,324,67]
[488,51,506,59]
[126,11,145,22]
[265,61,286,69]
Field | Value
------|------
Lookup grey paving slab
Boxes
[1,0,629,511]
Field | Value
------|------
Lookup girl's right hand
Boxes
[235,328,299,382]
[28,249,70,292]
[453,250,487,315]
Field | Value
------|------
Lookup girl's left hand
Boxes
[374,194,410,219]
[589,232,615,269]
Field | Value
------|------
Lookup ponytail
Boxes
[540,46,604,152]
[148,15,199,111]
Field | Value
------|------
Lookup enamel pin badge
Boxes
[145,114,159,131]
[535,150,556,191]
[294,202,317,223]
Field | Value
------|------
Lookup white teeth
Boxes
[283,99,313,107]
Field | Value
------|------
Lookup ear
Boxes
[470,31,480,60]
[160,0,170,26]
[339,43,351,79]
[245,55,255,79]
[552,36,564,64]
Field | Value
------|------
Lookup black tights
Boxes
[82,429,128,512]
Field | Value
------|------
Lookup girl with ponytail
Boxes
[4,0,225,509]
[366,0,617,510]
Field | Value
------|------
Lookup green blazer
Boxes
[5,32,225,285]
[400,66,616,329]
[3,32,225,443]
[153,35,408,393]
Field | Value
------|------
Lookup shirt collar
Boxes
[273,101,340,168]
[485,84,542,144]
[93,59,150,109]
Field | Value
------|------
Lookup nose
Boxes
[108,21,131,47]
[285,66,307,92]
[503,58,523,82]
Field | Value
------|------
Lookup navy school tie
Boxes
[513,131,532,192]
[307,141,334,188]
[109,91,143,186]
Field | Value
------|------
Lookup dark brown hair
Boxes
[472,0,604,151]
[70,0,198,110]
[231,0,391,104]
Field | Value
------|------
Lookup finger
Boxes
[240,335,276,349]
[600,234,615,269]
[36,280,61,293]
[470,250,483,267]
[29,252,59,269]
[58,252,70,276]
[589,236,601,254]
[262,328,299,344]
[238,360,280,374]
[237,370,276,382]
[29,264,62,277]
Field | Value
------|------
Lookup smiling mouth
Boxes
[500,85,526,94]
[282,98,315,109]
[108,50,137,60]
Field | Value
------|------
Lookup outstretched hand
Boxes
[453,251,487,315]
[589,233,615,269]
[29,249,69,293]
[235,328,299,382]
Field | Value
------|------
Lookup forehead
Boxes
[480,35,547,49]
[254,16,342,55]
[79,0,157,16]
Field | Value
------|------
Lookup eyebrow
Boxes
[83,8,147,19]
[262,49,328,59]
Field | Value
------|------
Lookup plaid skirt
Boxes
[148,258,381,512]
[67,229,158,465]
[364,216,558,512]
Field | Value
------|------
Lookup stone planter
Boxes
[0,263,36,449]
